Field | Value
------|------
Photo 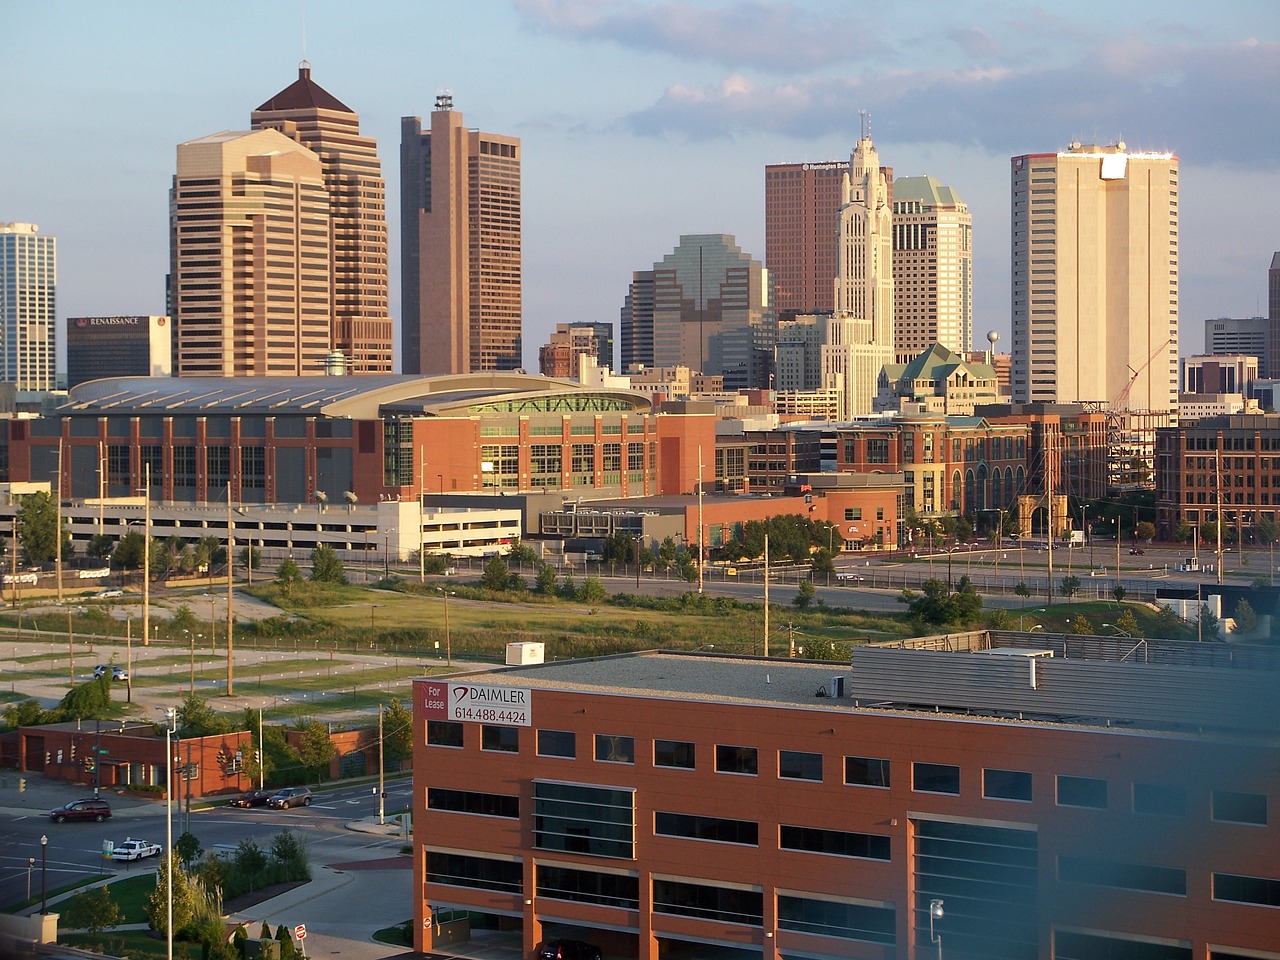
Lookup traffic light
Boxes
[69,743,76,761]
[45,751,51,765]
[18,777,25,792]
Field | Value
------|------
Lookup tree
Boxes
[276,557,302,593]
[507,540,539,568]
[1135,521,1156,542]
[1233,597,1258,636]
[480,555,512,591]
[297,719,337,781]
[170,603,198,633]
[276,924,297,960]
[1014,581,1031,601]
[310,543,346,584]
[900,578,983,627]
[271,830,310,882]
[62,884,121,936]
[1114,608,1142,638]
[1069,613,1094,635]
[17,491,70,564]
[112,530,148,570]
[1060,575,1081,599]
[382,698,413,768]
[533,563,558,596]
[86,533,115,560]
[1197,603,1220,641]
[793,579,817,609]
[177,693,231,736]
[810,549,835,575]
[986,607,1014,630]
[233,838,269,893]
[238,544,262,573]
[175,830,203,871]
[146,852,196,937]
[1111,584,1127,604]
[3,698,57,729]
[1173,520,1195,544]
[579,576,607,604]
[1256,515,1280,547]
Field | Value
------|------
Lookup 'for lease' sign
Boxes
[420,681,531,726]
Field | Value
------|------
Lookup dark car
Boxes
[537,940,602,960]
[267,787,313,809]
[229,789,273,808]
[50,798,112,823]
[1130,548,1145,555]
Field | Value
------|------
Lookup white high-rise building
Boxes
[1010,141,1179,413]
[892,176,972,363]
[0,222,57,391]
[822,129,894,419]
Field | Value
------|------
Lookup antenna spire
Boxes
[860,109,871,141]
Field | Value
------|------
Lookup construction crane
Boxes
[1108,339,1173,491]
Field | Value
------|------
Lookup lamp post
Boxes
[928,898,944,960]
[39,836,48,914]
[160,706,176,960]
[26,856,34,903]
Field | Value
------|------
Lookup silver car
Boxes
[267,787,313,809]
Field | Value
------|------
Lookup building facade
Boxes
[620,236,775,391]
[764,161,846,317]
[539,323,611,379]
[170,129,332,376]
[66,316,171,387]
[1010,142,1179,414]
[876,343,999,416]
[0,222,56,392]
[1182,354,1258,396]
[251,62,392,373]
[823,134,895,420]
[891,176,972,363]
[412,646,1280,960]
[1206,316,1267,377]
[401,96,522,375]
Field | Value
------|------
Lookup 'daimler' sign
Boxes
[420,681,531,726]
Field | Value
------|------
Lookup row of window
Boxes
[430,722,1269,824]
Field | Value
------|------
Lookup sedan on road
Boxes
[110,838,162,861]
[267,787,313,809]
[229,789,274,808]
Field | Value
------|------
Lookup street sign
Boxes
[102,840,114,858]
[294,924,306,941]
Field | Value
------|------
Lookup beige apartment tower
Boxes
[251,63,392,374]
[1010,142,1179,413]
[401,96,522,375]
[892,176,972,363]
[170,129,332,376]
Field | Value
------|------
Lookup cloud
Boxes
[623,37,1280,165]
[515,0,883,71]
[946,26,1003,59]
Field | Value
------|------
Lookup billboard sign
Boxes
[420,680,531,726]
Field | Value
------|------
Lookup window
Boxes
[845,756,890,788]
[427,788,518,818]
[984,768,1032,802]
[1213,789,1267,825]
[536,865,639,910]
[426,720,463,748]
[780,824,890,861]
[537,729,576,759]
[653,879,762,926]
[533,781,635,860]
[1057,775,1107,809]
[1133,783,1186,818]
[1055,931,1190,960]
[655,812,758,846]
[654,739,695,769]
[1213,872,1280,907]
[1058,855,1186,896]
[715,744,758,776]
[779,750,823,781]
[595,734,634,764]
[913,762,960,795]
[778,895,895,945]
[426,851,522,894]
[481,725,519,753]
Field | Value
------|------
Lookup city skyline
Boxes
[4,1,1276,374]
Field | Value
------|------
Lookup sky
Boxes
[4,0,1278,373]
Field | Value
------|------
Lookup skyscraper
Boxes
[66,315,171,387]
[822,132,895,419]
[0,222,56,391]
[892,176,972,363]
[1268,252,1280,378]
[251,62,392,374]
[620,235,775,390]
[170,129,332,376]
[764,161,846,318]
[1010,142,1179,413]
[401,96,522,375]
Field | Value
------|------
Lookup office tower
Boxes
[171,129,331,376]
[822,131,894,419]
[251,62,392,374]
[539,322,612,378]
[619,235,775,391]
[892,176,972,363]
[1010,141,1179,413]
[1268,253,1280,378]
[1205,316,1267,376]
[0,222,56,391]
[401,96,522,375]
[775,314,829,392]
[764,161,846,317]
[66,316,171,387]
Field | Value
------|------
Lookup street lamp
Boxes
[1102,623,1134,638]
[39,836,47,914]
[159,706,177,960]
[26,856,34,903]
[928,898,944,959]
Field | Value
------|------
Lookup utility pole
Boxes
[226,483,234,696]
[697,445,704,594]
[257,708,264,792]
[378,703,385,826]
[763,533,770,657]
[419,445,426,584]
[55,439,63,605]
[143,465,150,646]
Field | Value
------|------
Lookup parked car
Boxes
[109,838,162,861]
[49,798,112,823]
[95,589,124,599]
[229,789,274,808]
[267,787,313,809]
[1130,548,1145,556]
[92,664,129,681]
[835,573,865,583]
[537,940,602,960]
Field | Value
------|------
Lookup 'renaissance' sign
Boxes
[420,680,531,726]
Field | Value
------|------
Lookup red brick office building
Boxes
[412,643,1280,960]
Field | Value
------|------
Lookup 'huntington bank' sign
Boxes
[419,680,531,726]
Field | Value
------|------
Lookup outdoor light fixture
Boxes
[929,899,944,959]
